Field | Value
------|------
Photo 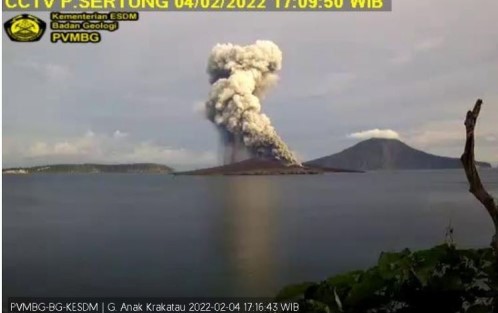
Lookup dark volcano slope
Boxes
[175,158,361,176]
[305,138,492,171]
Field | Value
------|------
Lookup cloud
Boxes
[406,121,463,148]
[120,142,215,166]
[4,131,216,169]
[113,130,128,139]
[44,64,72,81]
[405,118,497,147]
[19,61,72,81]
[414,37,444,52]
[300,72,357,99]
[390,37,445,65]
[192,100,206,114]
[485,135,496,142]
[401,119,498,163]
[348,129,401,140]
[390,52,413,65]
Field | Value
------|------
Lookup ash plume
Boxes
[205,40,300,165]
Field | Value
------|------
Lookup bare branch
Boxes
[461,99,498,254]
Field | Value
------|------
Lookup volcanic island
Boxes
[175,158,361,176]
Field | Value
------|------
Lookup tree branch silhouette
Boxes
[461,99,498,256]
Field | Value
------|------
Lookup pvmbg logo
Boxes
[4,14,46,42]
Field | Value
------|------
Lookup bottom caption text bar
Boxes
[8,298,300,313]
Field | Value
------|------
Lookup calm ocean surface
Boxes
[3,169,498,297]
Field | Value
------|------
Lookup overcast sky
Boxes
[3,0,498,169]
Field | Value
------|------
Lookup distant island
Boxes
[2,163,173,174]
[305,138,492,171]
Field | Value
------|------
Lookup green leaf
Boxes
[275,282,314,301]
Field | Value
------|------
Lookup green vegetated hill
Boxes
[276,244,497,313]
[3,163,173,174]
[305,138,492,171]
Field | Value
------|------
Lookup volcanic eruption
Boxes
[205,40,300,166]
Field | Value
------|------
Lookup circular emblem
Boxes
[4,14,46,42]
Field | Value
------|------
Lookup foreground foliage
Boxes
[276,245,497,313]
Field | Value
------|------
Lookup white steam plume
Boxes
[205,40,300,165]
